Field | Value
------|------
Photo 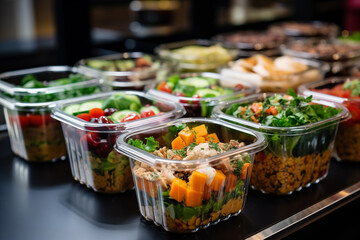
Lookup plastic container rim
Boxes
[51,90,186,132]
[212,92,350,135]
[115,117,267,168]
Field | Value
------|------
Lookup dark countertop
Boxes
[0,131,359,240]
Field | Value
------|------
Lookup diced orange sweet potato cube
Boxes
[225,173,237,193]
[195,136,205,144]
[206,133,219,143]
[171,136,186,150]
[169,178,188,202]
[192,124,208,138]
[178,127,195,146]
[240,163,251,180]
[185,188,203,207]
[210,169,226,191]
[188,171,207,192]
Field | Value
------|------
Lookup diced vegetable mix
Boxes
[86,55,153,71]
[63,93,162,193]
[156,75,246,117]
[129,124,251,232]
[224,90,342,195]
[311,79,360,162]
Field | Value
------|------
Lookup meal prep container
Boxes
[146,72,258,117]
[213,30,288,57]
[116,118,266,233]
[51,91,185,193]
[77,52,173,90]
[155,39,239,72]
[220,56,329,93]
[298,77,360,162]
[281,41,360,75]
[269,21,339,41]
[0,66,107,162]
[212,93,350,195]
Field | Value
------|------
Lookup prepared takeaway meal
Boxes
[281,41,360,75]
[51,91,184,193]
[146,72,257,117]
[212,91,349,195]
[155,39,239,71]
[299,77,360,162]
[0,66,106,162]
[116,118,266,232]
[221,54,327,92]
[269,21,339,40]
[77,52,172,90]
[213,30,287,57]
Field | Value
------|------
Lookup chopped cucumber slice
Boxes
[110,110,139,123]
[63,104,80,115]
[179,77,210,88]
[196,89,221,98]
[140,106,160,114]
[78,100,104,112]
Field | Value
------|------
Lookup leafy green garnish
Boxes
[128,136,159,152]
[342,79,360,97]
[209,140,222,152]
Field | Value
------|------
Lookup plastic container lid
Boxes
[155,39,239,71]
[212,93,350,135]
[51,90,186,133]
[115,118,267,170]
[76,52,172,89]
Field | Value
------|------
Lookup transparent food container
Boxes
[220,55,329,92]
[213,30,288,57]
[0,66,107,162]
[146,72,258,117]
[115,118,266,233]
[298,77,360,162]
[155,39,239,72]
[51,91,185,193]
[212,93,350,195]
[269,21,339,41]
[281,41,360,75]
[77,52,174,90]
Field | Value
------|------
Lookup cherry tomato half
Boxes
[76,113,92,122]
[140,109,156,118]
[121,113,140,122]
[157,82,172,93]
[89,108,104,118]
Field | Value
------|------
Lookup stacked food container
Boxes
[1,19,359,235]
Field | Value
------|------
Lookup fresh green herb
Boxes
[150,171,159,179]
[188,142,197,150]
[128,136,160,152]
[173,147,187,158]
[209,140,222,152]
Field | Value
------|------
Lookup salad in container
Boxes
[298,77,360,162]
[77,52,173,90]
[51,91,185,193]
[212,91,350,195]
[155,39,239,72]
[220,54,328,92]
[146,72,257,117]
[116,118,266,232]
[0,66,106,162]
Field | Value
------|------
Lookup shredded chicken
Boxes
[184,143,223,161]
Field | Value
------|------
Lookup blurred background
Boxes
[0,0,356,73]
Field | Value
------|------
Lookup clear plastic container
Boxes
[155,39,239,72]
[220,56,329,93]
[146,72,258,117]
[77,52,174,90]
[269,21,339,41]
[115,118,266,233]
[212,93,350,195]
[281,40,360,75]
[0,66,107,162]
[51,91,185,193]
[298,77,360,162]
[213,30,288,57]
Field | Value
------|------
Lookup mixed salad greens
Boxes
[11,74,101,103]
[156,75,247,117]
[63,93,162,193]
[223,90,342,194]
[128,123,251,232]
